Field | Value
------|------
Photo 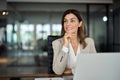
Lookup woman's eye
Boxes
[71,20,75,22]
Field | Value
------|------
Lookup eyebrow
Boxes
[64,17,77,20]
[72,17,77,19]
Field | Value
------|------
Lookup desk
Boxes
[0,66,72,79]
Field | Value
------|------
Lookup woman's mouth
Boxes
[66,27,72,31]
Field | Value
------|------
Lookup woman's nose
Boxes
[66,21,70,25]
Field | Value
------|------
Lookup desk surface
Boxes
[0,66,72,78]
[0,74,63,78]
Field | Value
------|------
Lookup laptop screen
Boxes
[73,53,120,80]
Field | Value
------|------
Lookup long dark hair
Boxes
[60,9,87,49]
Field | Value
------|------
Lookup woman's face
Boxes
[63,13,82,34]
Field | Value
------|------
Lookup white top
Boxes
[62,43,80,73]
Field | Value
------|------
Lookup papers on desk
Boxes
[35,77,64,80]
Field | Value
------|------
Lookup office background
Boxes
[0,0,120,79]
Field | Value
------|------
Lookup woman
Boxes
[52,9,96,75]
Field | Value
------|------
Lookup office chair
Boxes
[47,35,60,74]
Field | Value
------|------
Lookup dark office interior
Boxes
[0,0,120,80]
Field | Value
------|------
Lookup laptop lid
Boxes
[73,53,120,80]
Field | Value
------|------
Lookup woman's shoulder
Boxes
[52,38,63,44]
[85,37,95,44]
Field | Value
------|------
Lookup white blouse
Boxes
[62,43,80,73]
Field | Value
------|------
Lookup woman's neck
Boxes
[70,34,78,42]
[70,37,79,45]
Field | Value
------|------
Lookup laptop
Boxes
[73,53,120,80]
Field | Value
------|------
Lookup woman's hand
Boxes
[63,68,72,74]
[63,33,70,47]
[63,32,77,47]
